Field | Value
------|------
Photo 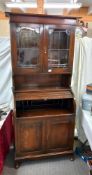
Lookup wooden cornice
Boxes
[0,11,8,19]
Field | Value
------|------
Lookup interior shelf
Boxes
[16,108,74,119]
[16,99,75,118]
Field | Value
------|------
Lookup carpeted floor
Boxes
[2,148,89,175]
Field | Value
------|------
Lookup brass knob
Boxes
[44,48,47,54]
[48,69,52,72]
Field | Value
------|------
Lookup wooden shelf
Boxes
[15,87,73,101]
[17,108,74,119]
[15,86,69,92]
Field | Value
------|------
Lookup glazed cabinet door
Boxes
[46,115,75,153]
[44,25,75,74]
[11,23,43,75]
[15,118,45,157]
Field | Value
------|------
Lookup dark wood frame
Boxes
[7,13,77,168]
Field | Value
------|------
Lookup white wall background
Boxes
[0,37,14,109]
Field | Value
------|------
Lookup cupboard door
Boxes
[46,115,75,152]
[16,118,45,156]
[44,25,74,74]
[11,23,43,75]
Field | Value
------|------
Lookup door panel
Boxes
[44,25,73,73]
[47,115,75,152]
[16,118,45,156]
[13,23,43,74]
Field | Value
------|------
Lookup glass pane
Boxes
[48,28,70,68]
[16,24,40,68]
[48,50,69,68]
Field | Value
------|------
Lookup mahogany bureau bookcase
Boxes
[7,13,77,168]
